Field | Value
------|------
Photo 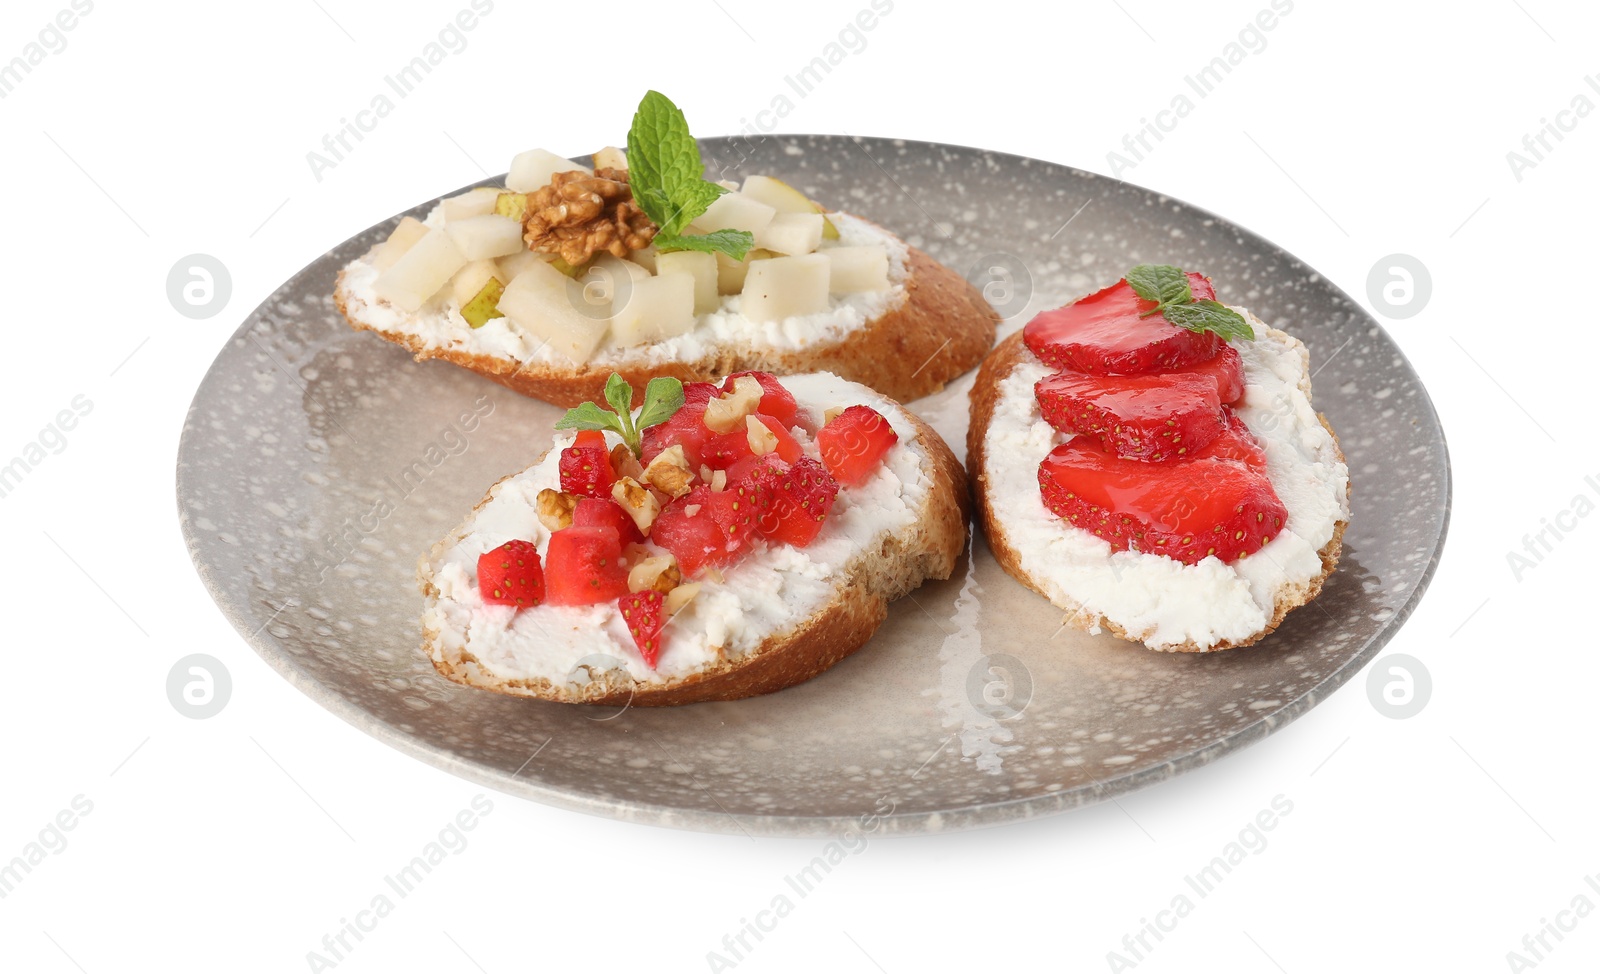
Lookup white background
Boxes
[0,0,1591,971]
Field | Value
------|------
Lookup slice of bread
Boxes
[968,320,1350,653]
[334,212,997,408]
[419,373,970,705]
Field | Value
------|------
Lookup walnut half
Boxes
[522,168,657,267]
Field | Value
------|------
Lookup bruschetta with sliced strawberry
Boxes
[968,265,1350,652]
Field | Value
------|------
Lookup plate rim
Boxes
[176,133,1453,837]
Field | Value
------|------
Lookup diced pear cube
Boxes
[741,254,830,322]
[715,249,779,295]
[740,175,820,215]
[445,214,525,260]
[655,250,719,314]
[610,273,696,345]
[690,191,776,236]
[372,228,466,312]
[496,249,549,283]
[496,260,610,363]
[370,217,429,272]
[627,244,658,274]
[754,212,824,256]
[506,148,590,193]
[440,187,501,222]
[825,245,891,294]
[450,259,505,307]
[592,146,628,171]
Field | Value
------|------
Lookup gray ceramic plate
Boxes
[177,136,1449,836]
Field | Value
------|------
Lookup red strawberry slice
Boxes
[1037,436,1286,565]
[651,486,736,576]
[572,496,642,545]
[751,455,839,547]
[1023,273,1222,374]
[817,405,899,486]
[544,525,629,605]
[477,540,545,608]
[618,590,666,668]
[559,430,617,498]
[721,371,801,429]
[1034,370,1227,462]
[701,426,755,470]
[1191,412,1268,471]
[1172,344,1245,404]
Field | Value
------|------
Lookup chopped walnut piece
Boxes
[709,469,728,492]
[536,488,577,531]
[627,554,682,595]
[665,582,701,616]
[610,443,644,482]
[746,414,779,456]
[703,376,764,433]
[644,445,695,499]
[522,168,657,267]
[610,476,662,534]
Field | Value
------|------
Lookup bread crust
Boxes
[335,244,998,408]
[967,331,1348,653]
[419,406,971,705]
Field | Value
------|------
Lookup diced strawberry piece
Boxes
[1038,437,1286,565]
[572,496,642,545]
[476,540,546,608]
[559,430,617,498]
[706,469,775,546]
[701,427,755,470]
[618,590,666,668]
[1023,273,1222,375]
[1034,370,1227,462]
[722,371,801,428]
[751,455,839,547]
[1190,412,1268,471]
[817,405,899,486]
[682,381,721,406]
[651,486,736,576]
[641,400,713,467]
[543,526,629,605]
[756,414,804,463]
[1171,344,1245,405]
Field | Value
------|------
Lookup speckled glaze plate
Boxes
[177,136,1449,836]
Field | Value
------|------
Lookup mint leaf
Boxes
[654,228,755,261]
[601,372,641,452]
[1126,264,1192,312]
[554,401,626,438]
[627,91,725,236]
[636,376,686,432]
[1162,300,1255,341]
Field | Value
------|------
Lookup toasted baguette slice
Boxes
[968,317,1350,653]
[420,373,970,706]
[335,211,997,408]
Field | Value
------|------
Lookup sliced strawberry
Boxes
[544,525,629,605]
[1034,370,1227,462]
[706,470,774,546]
[651,486,736,576]
[1175,344,1245,405]
[701,426,755,470]
[1023,273,1222,375]
[721,371,800,429]
[1037,436,1286,565]
[682,381,721,406]
[817,405,899,486]
[751,455,839,547]
[477,540,545,608]
[572,496,642,545]
[618,590,666,668]
[1190,412,1268,471]
[559,430,617,498]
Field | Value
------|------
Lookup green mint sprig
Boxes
[1125,264,1254,342]
[554,374,685,457]
[626,90,755,261]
